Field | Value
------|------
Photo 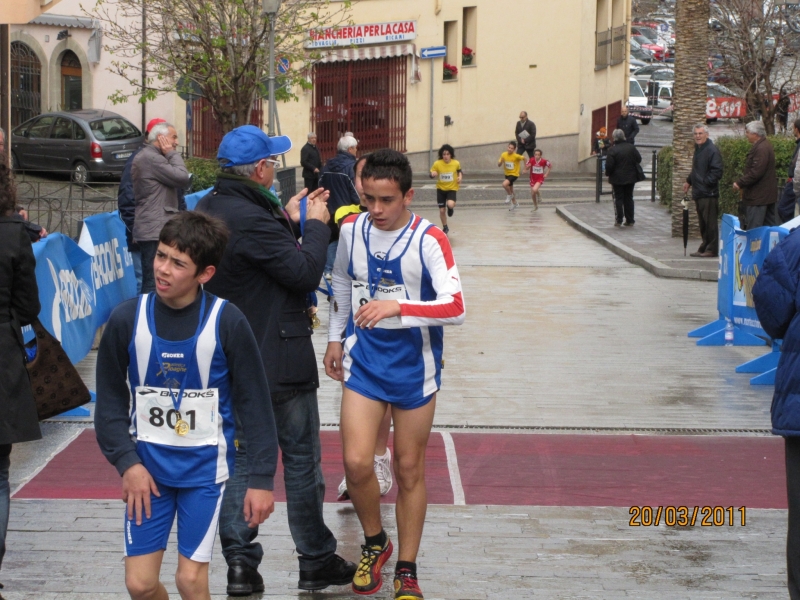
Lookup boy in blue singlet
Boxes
[95,211,279,600]
[323,149,466,600]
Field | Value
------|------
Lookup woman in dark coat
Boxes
[605,128,643,226]
[0,156,41,581]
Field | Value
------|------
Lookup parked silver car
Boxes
[11,109,144,183]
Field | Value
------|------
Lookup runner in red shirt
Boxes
[525,149,552,211]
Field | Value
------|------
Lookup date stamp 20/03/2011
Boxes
[629,506,746,527]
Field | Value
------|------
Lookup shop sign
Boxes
[305,20,417,48]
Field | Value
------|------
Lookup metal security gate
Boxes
[311,56,407,160]
[10,42,41,127]
[190,97,264,159]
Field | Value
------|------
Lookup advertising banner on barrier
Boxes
[30,233,97,364]
[78,211,137,326]
[731,224,786,336]
[693,214,788,348]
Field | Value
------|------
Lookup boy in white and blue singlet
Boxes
[323,149,466,600]
[95,212,278,600]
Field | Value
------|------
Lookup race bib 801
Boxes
[134,387,220,447]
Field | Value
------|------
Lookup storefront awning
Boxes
[316,43,418,63]
[314,44,421,82]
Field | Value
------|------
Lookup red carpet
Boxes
[14,430,787,508]
[453,433,787,509]
[14,430,453,504]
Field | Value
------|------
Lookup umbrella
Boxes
[681,195,690,256]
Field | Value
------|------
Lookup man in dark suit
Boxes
[515,111,536,158]
[300,132,323,192]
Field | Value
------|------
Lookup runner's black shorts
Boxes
[505,175,518,185]
[437,190,457,207]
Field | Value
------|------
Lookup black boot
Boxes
[226,559,264,597]
[298,554,357,590]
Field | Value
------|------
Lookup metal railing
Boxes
[14,171,119,239]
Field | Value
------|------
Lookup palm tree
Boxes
[671,0,711,237]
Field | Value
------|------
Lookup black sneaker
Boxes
[447,206,454,217]
[226,560,265,597]
[298,554,357,591]
[443,224,449,235]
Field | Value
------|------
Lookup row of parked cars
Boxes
[626,63,740,125]
[9,109,145,183]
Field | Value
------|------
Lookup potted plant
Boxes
[443,63,458,80]
[462,47,474,66]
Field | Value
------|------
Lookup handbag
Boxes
[636,163,647,182]
[24,319,92,421]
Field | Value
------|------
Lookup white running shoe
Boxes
[374,448,393,495]
[509,202,517,211]
[337,476,349,501]
[504,195,511,204]
[336,449,392,500]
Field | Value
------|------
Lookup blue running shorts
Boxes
[124,481,225,562]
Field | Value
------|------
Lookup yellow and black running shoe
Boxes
[352,537,394,595]
[394,568,424,600]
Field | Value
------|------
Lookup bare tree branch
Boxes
[84,0,353,133]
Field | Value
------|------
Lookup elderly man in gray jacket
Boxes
[131,122,190,293]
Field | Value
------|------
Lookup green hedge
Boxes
[185,157,220,192]
[657,146,673,207]
[656,135,795,216]
[717,135,795,217]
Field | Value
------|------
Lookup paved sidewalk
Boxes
[558,193,720,282]
[4,203,787,599]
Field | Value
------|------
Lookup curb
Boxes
[556,206,718,282]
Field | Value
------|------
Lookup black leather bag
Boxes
[636,163,647,182]
[25,319,91,420]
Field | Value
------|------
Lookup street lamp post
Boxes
[262,0,282,136]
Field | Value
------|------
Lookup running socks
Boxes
[366,530,388,549]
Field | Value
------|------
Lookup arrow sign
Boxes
[420,46,447,59]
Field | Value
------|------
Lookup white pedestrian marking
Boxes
[440,431,466,505]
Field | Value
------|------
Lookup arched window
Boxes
[10,42,42,127]
[61,50,82,110]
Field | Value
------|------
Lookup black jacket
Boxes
[300,143,322,179]
[605,140,642,186]
[686,139,724,200]
[515,119,537,151]
[196,176,330,394]
[616,114,640,144]
[0,218,42,445]
[319,151,360,242]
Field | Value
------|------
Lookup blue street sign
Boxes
[420,46,447,59]
[277,57,290,74]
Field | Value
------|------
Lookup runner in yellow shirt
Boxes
[497,141,526,211]
[429,144,462,235]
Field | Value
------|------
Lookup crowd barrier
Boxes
[23,211,137,415]
[688,213,793,385]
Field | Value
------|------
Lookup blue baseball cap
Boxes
[217,125,293,167]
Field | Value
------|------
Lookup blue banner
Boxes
[78,211,138,326]
[717,214,787,337]
[30,233,97,364]
[25,212,137,365]
[730,223,786,337]
[184,187,213,210]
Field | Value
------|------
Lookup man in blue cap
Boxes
[196,125,356,595]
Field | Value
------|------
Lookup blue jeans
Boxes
[0,445,11,571]
[324,241,339,276]
[219,389,336,571]
[139,241,159,294]
[130,249,143,295]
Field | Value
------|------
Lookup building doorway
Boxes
[61,50,82,110]
[10,41,42,127]
[311,55,407,160]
